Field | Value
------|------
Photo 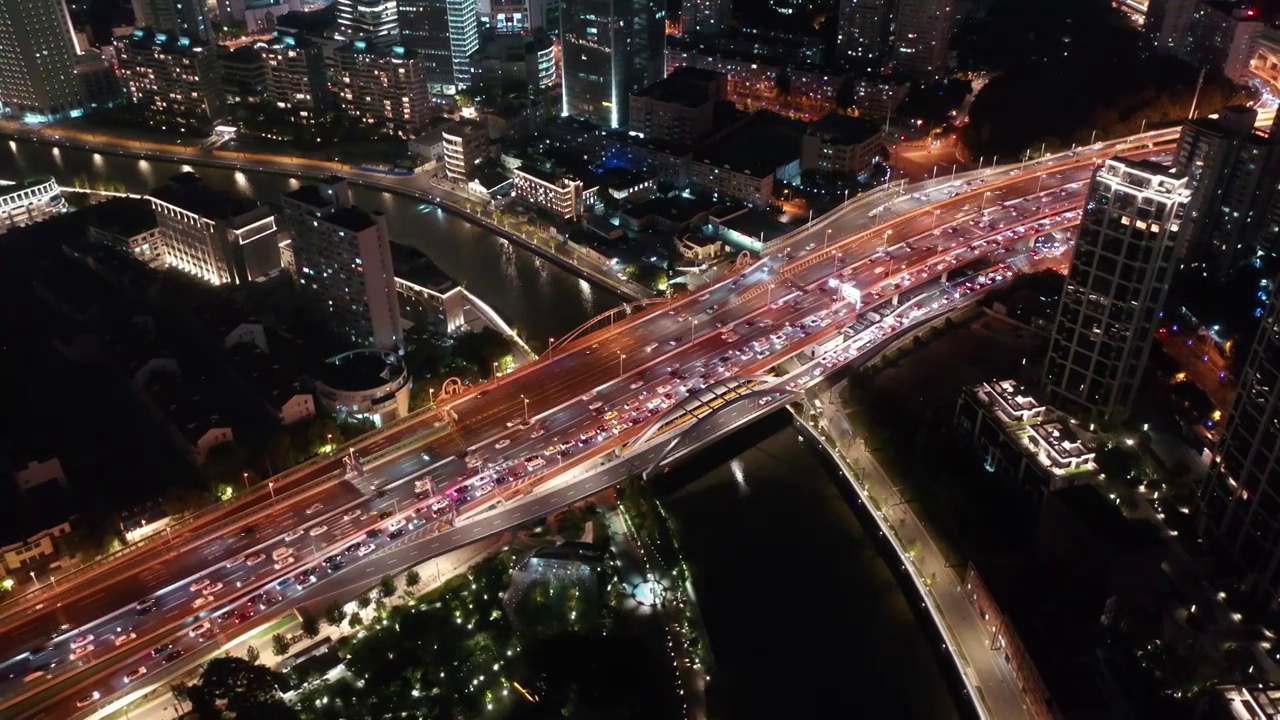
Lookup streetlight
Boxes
[242,472,249,490]
[930,209,941,231]
[980,191,992,212]
[618,352,625,378]
[522,395,530,422]
[268,481,275,500]
[824,228,831,250]
[429,387,435,407]
[882,229,892,252]
[492,361,500,381]
[690,318,696,340]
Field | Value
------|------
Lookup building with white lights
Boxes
[132,0,212,43]
[468,34,556,93]
[801,112,882,176]
[560,0,666,129]
[441,119,489,182]
[1188,0,1261,83]
[85,197,165,268]
[679,0,730,37]
[333,41,435,136]
[486,0,552,34]
[0,177,67,233]
[890,0,955,83]
[336,0,400,49]
[398,0,480,92]
[0,0,86,122]
[258,32,331,123]
[689,110,804,208]
[148,172,281,285]
[1041,158,1190,424]
[315,349,411,426]
[114,28,226,132]
[513,165,595,220]
[281,177,403,352]
[836,0,892,74]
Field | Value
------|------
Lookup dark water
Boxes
[659,416,964,719]
[0,139,620,343]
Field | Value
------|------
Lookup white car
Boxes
[387,518,406,531]
[76,692,100,708]
[244,553,266,565]
[192,595,213,610]
[431,498,450,511]
[476,482,494,497]
[274,556,297,570]
[124,666,148,683]
[114,630,137,646]
[202,582,224,595]
[580,392,595,401]
[299,574,318,589]
[305,503,324,514]
[357,543,375,556]
[189,622,211,637]
[494,438,511,449]
[308,525,328,537]
[70,644,94,659]
[343,509,362,520]
[629,380,644,389]
[531,429,546,438]
[224,556,243,568]
[68,634,95,651]
[284,529,305,541]
[190,579,210,592]
[588,400,604,410]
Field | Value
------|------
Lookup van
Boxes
[271,547,292,562]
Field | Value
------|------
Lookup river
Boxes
[658,415,964,719]
[0,139,620,343]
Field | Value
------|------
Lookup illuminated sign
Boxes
[828,278,861,309]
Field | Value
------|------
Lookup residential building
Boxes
[665,41,781,109]
[336,0,399,49]
[11,456,66,492]
[602,133,692,185]
[801,112,882,176]
[1188,0,1262,82]
[1041,158,1191,424]
[848,77,909,122]
[132,0,211,43]
[314,349,411,426]
[0,177,67,233]
[629,67,726,146]
[676,234,724,262]
[1174,105,1280,279]
[0,0,86,121]
[468,34,556,93]
[836,0,892,74]
[1199,282,1280,609]
[85,197,164,269]
[688,110,804,208]
[219,0,303,31]
[560,0,665,128]
[891,0,954,83]
[142,370,233,463]
[114,28,225,132]
[788,67,846,108]
[679,0,730,38]
[259,32,331,122]
[281,177,403,351]
[333,41,435,135]
[513,165,594,220]
[0,522,72,572]
[398,0,480,91]
[226,343,315,426]
[441,119,490,181]
[1144,0,1199,55]
[148,172,281,285]
[219,44,267,105]
[74,50,122,108]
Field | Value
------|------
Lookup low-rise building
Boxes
[11,456,66,492]
[1,522,72,573]
[601,132,692,187]
[441,119,490,182]
[689,111,804,208]
[787,66,845,107]
[142,370,234,463]
[148,172,281,285]
[392,244,471,334]
[953,379,1098,511]
[629,67,727,146]
[801,112,882,176]
[0,177,67,233]
[713,206,791,252]
[513,165,596,221]
[848,77,909,123]
[226,343,315,425]
[114,28,226,132]
[676,234,724,262]
[86,197,164,269]
[315,349,411,427]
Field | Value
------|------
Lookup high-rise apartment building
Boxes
[1144,0,1199,55]
[561,0,665,128]
[679,0,731,38]
[1041,158,1191,424]
[398,0,480,92]
[0,0,85,121]
[334,41,435,136]
[258,32,331,123]
[628,67,726,146]
[836,0,892,75]
[1175,106,1280,279]
[1199,280,1280,607]
[336,0,400,49]
[115,29,226,132]
[132,0,212,43]
[281,177,403,351]
[148,172,281,285]
[890,0,954,83]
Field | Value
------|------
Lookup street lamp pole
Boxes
[690,318,696,340]
[618,353,625,378]
[824,228,831,250]
[930,209,941,231]
[268,481,275,500]
[242,472,249,490]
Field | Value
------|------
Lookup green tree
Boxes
[556,510,587,541]
[379,575,397,599]
[202,442,255,492]
[404,569,421,592]
[324,601,347,626]
[305,416,344,454]
[161,485,210,517]
[271,633,291,657]
[450,327,513,375]
[186,657,294,719]
[299,608,321,638]
[262,430,297,476]
[356,593,373,610]
[245,644,260,663]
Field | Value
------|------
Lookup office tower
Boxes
[0,0,85,121]
[258,32,332,123]
[281,177,403,352]
[488,0,549,34]
[679,0,731,38]
[132,0,212,43]
[1175,106,1280,279]
[337,0,401,49]
[561,0,665,128]
[398,0,480,90]
[1144,0,1199,55]
[333,42,435,136]
[148,172,280,285]
[836,0,892,75]
[1199,281,1280,607]
[114,29,226,132]
[890,0,954,83]
[1041,158,1191,424]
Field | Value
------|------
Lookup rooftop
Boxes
[121,27,214,54]
[283,184,333,210]
[623,194,722,225]
[144,371,229,445]
[633,67,724,108]
[226,343,309,410]
[807,112,882,146]
[966,379,1099,477]
[274,4,338,35]
[84,197,158,238]
[149,173,265,223]
[718,207,791,242]
[1208,683,1280,719]
[316,349,406,393]
[391,244,456,293]
[1050,484,1162,553]
[694,111,805,178]
[326,206,379,233]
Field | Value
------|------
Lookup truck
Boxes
[414,476,433,496]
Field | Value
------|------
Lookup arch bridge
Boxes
[547,297,670,353]
[619,375,793,477]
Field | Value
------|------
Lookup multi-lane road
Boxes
[0,136,1174,720]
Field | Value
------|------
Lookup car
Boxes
[629,380,644,389]
[580,391,595,401]
[70,644,94,659]
[343,508,362,520]
[190,578,210,592]
[189,622,211,637]
[224,555,243,568]
[530,428,546,438]
[151,643,174,657]
[299,573,319,588]
[588,400,604,410]
[124,666,148,683]
[305,503,324,514]
[234,610,255,624]
[162,649,186,664]
[475,482,494,497]
[431,497,450,511]
[378,510,394,520]
[284,528,305,541]
[239,525,256,537]
[215,610,235,624]
[114,629,137,646]
[387,527,407,540]
[70,635,94,650]
[202,582,224,595]
[308,525,328,537]
[357,543,376,556]
[192,595,213,610]
[326,557,347,572]
[698,293,711,300]
[76,692,100,708]
[244,552,266,565]
[274,556,296,570]
[135,598,157,615]
[275,577,294,590]
[495,438,511,449]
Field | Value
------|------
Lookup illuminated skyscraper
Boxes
[1041,158,1191,423]
[890,0,953,83]
[337,0,401,49]
[132,0,212,43]
[399,0,480,92]
[560,0,664,129]
[836,0,892,75]
[0,0,85,121]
